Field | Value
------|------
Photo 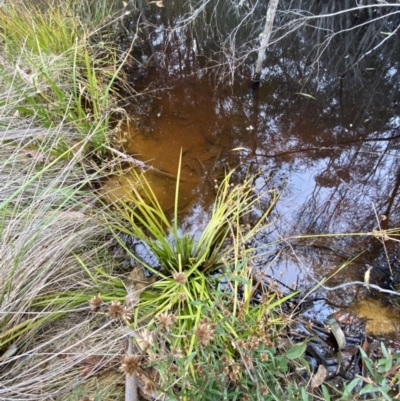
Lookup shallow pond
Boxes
[104,0,400,341]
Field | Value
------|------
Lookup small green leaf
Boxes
[185,351,197,365]
[278,356,288,372]
[359,383,374,394]
[381,342,389,359]
[285,342,307,360]
[230,276,251,285]
[341,378,361,399]
[188,301,203,306]
[301,387,309,401]
[359,347,374,375]
[321,384,331,401]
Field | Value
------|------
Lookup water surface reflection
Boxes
[108,0,400,337]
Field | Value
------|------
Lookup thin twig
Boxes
[320,281,400,296]
[104,145,200,183]
[125,335,138,401]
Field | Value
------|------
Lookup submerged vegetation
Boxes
[0,0,400,400]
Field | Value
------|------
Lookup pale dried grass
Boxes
[0,122,125,400]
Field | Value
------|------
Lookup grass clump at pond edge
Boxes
[0,0,129,152]
[0,0,132,399]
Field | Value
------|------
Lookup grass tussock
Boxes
[0,0,128,151]
[0,1,132,399]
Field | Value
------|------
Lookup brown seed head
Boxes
[137,328,154,349]
[108,300,124,320]
[242,354,253,368]
[194,364,204,373]
[194,321,215,346]
[231,363,241,374]
[261,293,269,304]
[221,355,229,364]
[120,355,142,376]
[169,364,179,374]
[229,372,238,382]
[222,309,230,317]
[171,347,183,359]
[158,312,176,331]
[89,294,102,309]
[173,272,187,285]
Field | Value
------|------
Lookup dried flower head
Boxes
[231,363,241,374]
[261,293,269,304]
[171,347,183,359]
[137,329,154,349]
[194,364,204,373]
[120,355,142,376]
[169,364,179,374]
[229,372,238,382]
[158,312,177,332]
[178,292,186,301]
[108,300,124,320]
[173,272,187,285]
[242,354,253,368]
[194,321,215,346]
[260,353,269,362]
[221,355,229,364]
[261,385,269,395]
[89,294,102,309]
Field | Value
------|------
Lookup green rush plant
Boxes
[107,160,278,319]
[0,0,128,153]
[103,155,307,398]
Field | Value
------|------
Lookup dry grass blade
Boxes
[310,364,327,388]
[0,123,125,400]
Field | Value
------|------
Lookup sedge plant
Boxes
[0,0,129,154]
[103,154,307,397]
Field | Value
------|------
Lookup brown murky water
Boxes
[106,0,400,340]
[102,77,252,213]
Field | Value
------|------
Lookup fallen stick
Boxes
[125,334,138,401]
[104,145,200,183]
